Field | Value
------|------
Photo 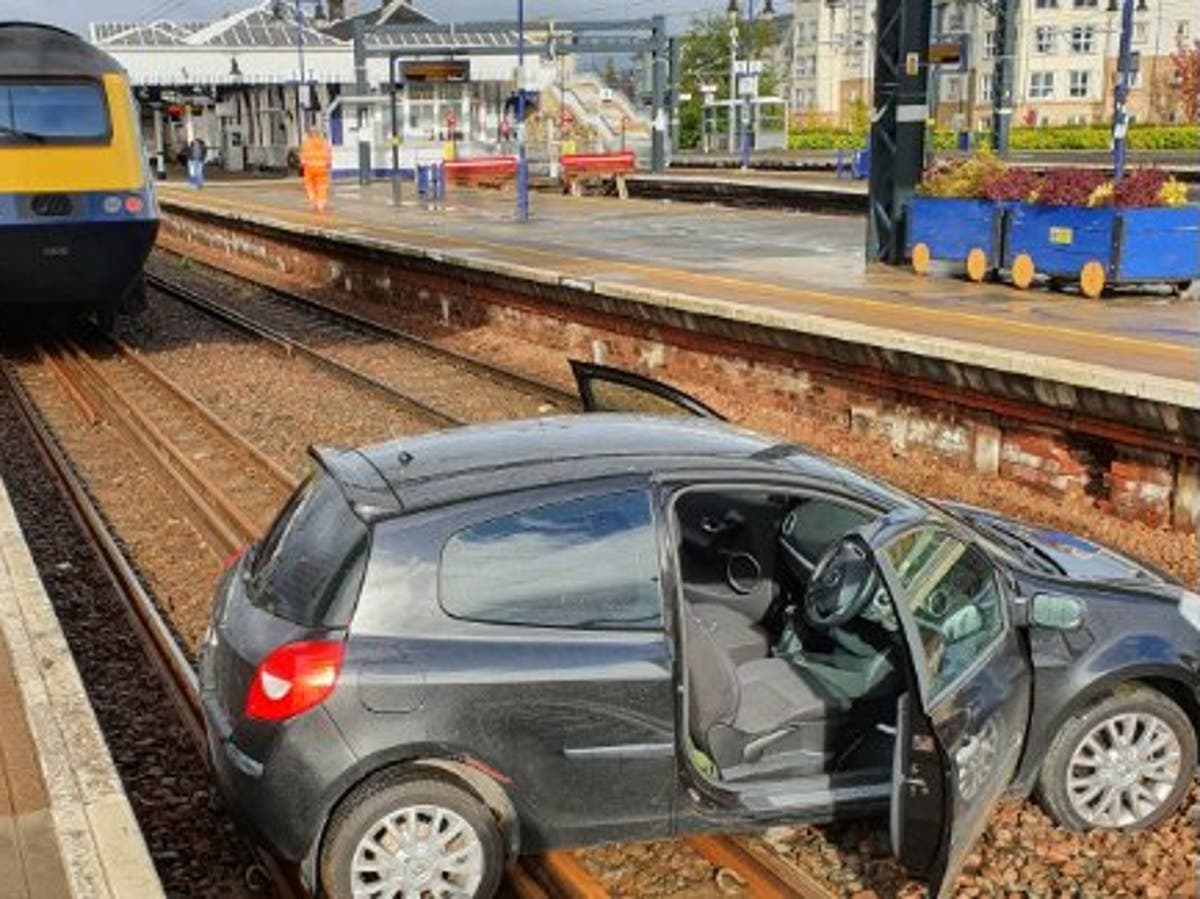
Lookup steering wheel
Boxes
[803,539,881,630]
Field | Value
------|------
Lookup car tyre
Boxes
[1037,685,1196,832]
[320,773,504,899]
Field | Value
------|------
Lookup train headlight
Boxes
[103,195,122,214]
[123,195,145,214]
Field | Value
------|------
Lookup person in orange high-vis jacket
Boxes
[299,125,333,213]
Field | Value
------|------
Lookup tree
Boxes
[1170,40,1200,124]
[676,12,781,150]
[601,57,620,91]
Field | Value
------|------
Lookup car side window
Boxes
[884,529,1005,699]
[440,489,662,630]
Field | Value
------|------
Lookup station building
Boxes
[89,0,652,176]
[778,0,1200,129]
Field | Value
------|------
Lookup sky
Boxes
[0,0,723,36]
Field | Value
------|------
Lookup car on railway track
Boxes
[200,362,1200,899]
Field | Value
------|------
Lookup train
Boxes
[0,22,158,327]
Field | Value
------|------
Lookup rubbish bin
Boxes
[957,131,971,152]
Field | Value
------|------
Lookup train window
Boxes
[0,81,110,143]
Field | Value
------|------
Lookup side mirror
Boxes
[1028,593,1085,631]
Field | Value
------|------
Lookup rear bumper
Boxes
[0,219,157,307]
[203,694,358,872]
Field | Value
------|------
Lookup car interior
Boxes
[674,488,905,785]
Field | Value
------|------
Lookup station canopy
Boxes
[89,0,524,86]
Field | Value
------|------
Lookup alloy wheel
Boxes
[350,803,485,899]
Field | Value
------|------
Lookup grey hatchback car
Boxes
[200,362,1200,899]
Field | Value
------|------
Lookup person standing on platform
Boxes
[186,136,206,189]
[300,125,333,214]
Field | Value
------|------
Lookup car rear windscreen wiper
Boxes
[0,125,46,142]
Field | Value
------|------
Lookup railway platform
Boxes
[158,180,1198,398]
[0,479,162,899]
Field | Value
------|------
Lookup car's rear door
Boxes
[570,360,725,419]
[859,514,1033,897]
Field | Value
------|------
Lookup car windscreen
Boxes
[248,474,369,627]
[0,80,110,143]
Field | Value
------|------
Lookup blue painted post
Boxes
[1111,0,1136,181]
[516,0,530,222]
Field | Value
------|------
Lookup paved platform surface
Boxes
[159,180,1200,406]
[0,479,163,899]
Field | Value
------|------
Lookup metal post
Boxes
[668,36,682,161]
[516,0,529,222]
[990,0,1017,156]
[153,106,166,179]
[390,56,402,207]
[728,9,739,154]
[651,14,667,172]
[865,0,933,263]
[741,0,754,170]
[353,20,370,184]
[294,0,307,132]
[1111,0,1135,180]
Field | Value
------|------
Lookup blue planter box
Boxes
[906,197,1003,269]
[1003,203,1200,285]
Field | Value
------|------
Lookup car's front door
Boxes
[570,360,725,419]
[854,515,1033,897]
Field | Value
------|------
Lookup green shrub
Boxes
[786,123,1198,153]
[787,128,866,151]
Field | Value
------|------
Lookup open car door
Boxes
[823,512,1032,897]
[570,360,725,420]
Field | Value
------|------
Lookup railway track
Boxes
[146,266,577,429]
[4,327,838,899]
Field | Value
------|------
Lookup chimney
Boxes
[328,0,345,19]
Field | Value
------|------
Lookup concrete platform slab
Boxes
[158,181,1199,408]
[0,478,163,899]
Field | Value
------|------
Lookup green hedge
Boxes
[787,124,1198,152]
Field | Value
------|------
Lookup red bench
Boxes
[442,156,518,189]
[561,151,636,199]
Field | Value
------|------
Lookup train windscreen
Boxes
[0,81,110,143]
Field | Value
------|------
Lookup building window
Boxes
[1073,0,1098,7]
[1035,0,1058,9]
[1069,70,1092,98]
[795,55,817,77]
[1178,21,1190,40]
[984,31,996,57]
[1035,26,1056,53]
[1029,71,1056,99]
[1070,25,1095,53]
[1133,22,1148,43]
[980,73,994,101]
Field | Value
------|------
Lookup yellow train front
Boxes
[0,22,158,323]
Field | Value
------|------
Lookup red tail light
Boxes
[223,543,250,571]
[244,641,345,721]
[124,194,145,214]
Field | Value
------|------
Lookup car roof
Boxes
[313,414,910,519]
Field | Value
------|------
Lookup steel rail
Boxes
[151,259,576,412]
[2,355,304,898]
[146,273,469,429]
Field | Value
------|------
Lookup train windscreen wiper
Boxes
[0,124,47,142]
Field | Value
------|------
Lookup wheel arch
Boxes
[1013,663,1200,793]
[300,751,521,892]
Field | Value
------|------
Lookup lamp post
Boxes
[516,0,530,222]
[727,0,739,153]
[1108,0,1147,181]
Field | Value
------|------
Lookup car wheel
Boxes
[320,774,504,899]
[1037,686,1196,831]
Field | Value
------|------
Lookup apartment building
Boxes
[780,0,1198,127]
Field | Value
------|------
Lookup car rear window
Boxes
[248,474,369,627]
[0,81,110,143]
[440,490,662,630]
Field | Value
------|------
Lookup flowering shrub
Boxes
[1034,168,1110,206]
[982,167,1042,202]
[916,152,1005,199]
[1112,168,1169,208]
